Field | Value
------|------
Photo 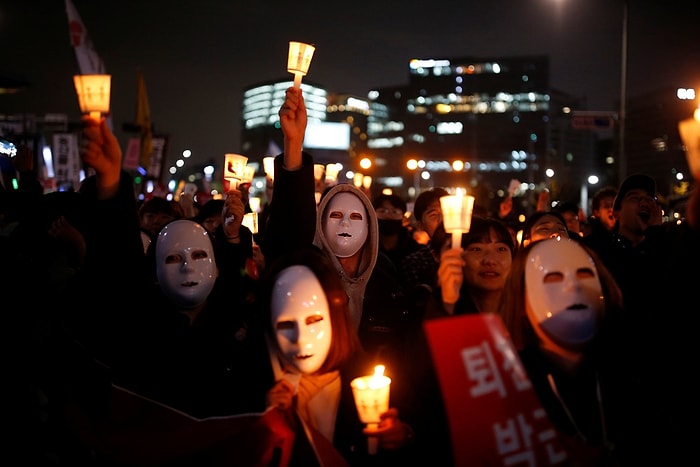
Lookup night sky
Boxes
[1,0,699,170]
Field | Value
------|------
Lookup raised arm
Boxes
[278,86,307,171]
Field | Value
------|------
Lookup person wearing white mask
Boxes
[155,219,218,319]
[314,184,378,332]
[60,115,272,466]
[273,89,443,464]
[263,247,414,465]
[120,217,271,421]
[497,238,627,465]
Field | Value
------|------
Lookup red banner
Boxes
[423,314,569,466]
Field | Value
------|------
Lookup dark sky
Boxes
[2,0,699,170]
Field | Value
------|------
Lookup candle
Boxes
[351,365,392,455]
[224,153,248,190]
[287,41,315,89]
[242,212,258,235]
[440,189,475,249]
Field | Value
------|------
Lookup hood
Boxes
[314,184,378,329]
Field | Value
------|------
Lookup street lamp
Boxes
[406,159,420,199]
[619,0,629,181]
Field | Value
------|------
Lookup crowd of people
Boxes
[2,86,699,466]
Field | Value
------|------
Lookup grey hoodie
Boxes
[313,184,378,330]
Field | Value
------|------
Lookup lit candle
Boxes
[73,74,111,122]
[287,41,315,89]
[248,196,261,214]
[263,156,276,182]
[242,212,258,235]
[325,163,340,184]
[440,188,475,249]
[224,153,248,190]
[351,365,392,455]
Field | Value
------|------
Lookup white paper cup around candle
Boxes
[314,164,325,181]
[325,163,340,184]
[248,196,261,214]
[440,192,475,249]
[224,153,248,182]
[263,156,275,182]
[224,177,239,191]
[287,41,315,89]
[242,212,258,235]
[242,165,256,185]
[678,116,700,179]
[351,365,391,455]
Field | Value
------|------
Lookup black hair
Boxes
[461,217,515,254]
[413,187,449,221]
[372,193,407,213]
[520,211,568,245]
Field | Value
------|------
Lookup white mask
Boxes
[271,265,332,374]
[322,192,368,258]
[156,220,217,309]
[524,238,604,349]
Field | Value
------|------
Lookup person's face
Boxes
[156,220,217,308]
[323,192,368,258]
[419,201,443,238]
[201,215,221,235]
[271,265,332,374]
[593,196,616,231]
[527,214,569,244]
[524,239,604,352]
[462,229,512,292]
[560,211,581,234]
[614,189,659,234]
[375,200,404,220]
[376,200,404,236]
[141,211,176,236]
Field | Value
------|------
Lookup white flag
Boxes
[65,0,106,75]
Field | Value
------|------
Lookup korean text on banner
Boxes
[423,314,569,466]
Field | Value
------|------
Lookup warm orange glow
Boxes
[73,74,111,119]
[287,41,315,89]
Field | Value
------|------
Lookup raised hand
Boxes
[277,87,307,170]
[79,116,122,199]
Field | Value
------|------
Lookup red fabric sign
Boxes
[423,314,569,466]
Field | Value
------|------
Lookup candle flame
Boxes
[373,365,385,378]
[368,365,388,390]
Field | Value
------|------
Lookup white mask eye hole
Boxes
[543,272,563,284]
[276,321,295,331]
[577,268,595,279]
[164,254,183,264]
[191,249,209,260]
[306,314,324,325]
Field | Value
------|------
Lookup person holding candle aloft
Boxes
[276,85,413,386]
[426,216,516,318]
[272,87,447,465]
[52,115,276,465]
[260,86,318,267]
